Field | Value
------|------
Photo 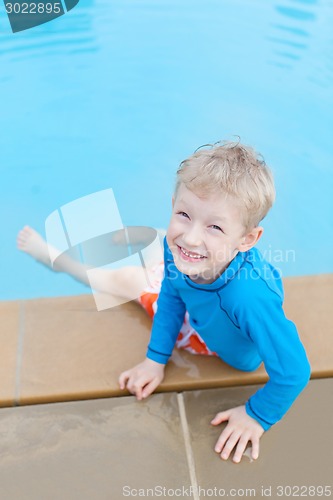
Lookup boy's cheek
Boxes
[166,225,178,247]
[165,232,173,250]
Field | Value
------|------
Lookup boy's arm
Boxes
[212,292,310,462]
[239,292,311,431]
[146,258,187,364]
[119,238,186,398]
[146,237,187,364]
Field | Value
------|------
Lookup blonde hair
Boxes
[175,140,276,230]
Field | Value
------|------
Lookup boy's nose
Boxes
[183,225,203,248]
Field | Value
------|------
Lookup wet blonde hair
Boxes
[175,140,276,230]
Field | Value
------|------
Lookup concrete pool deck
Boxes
[0,379,332,499]
[0,273,332,498]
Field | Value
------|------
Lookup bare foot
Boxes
[17,226,53,268]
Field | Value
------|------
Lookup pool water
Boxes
[0,0,332,300]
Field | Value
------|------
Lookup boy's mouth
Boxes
[177,245,206,262]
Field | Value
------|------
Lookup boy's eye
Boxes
[210,224,224,233]
[177,211,189,218]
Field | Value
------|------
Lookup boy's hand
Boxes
[211,405,264,463]
[118,358,165,400]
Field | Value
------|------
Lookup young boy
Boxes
[18,141,310,464]
[118,141,311,463]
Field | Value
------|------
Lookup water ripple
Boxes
[276,5,317,20]
[267,0,333,87]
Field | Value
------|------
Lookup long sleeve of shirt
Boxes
[235,283,311,430]
[146,247,186,364]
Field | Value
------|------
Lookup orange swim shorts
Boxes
[137,262,217,356]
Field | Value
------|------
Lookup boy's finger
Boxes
[135,389,142,400]
[142,377,160,399]
[131,376,152,400]
[251,438,260,460]
[211,410,230,425]
[134,383,145,401]
[118,371,130,389]
[232,435,249,463]
[219,431,241,461]
[214,426,232,453]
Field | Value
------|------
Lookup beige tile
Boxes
[18,294,268,406]
[19,296,152,405]
[283,274,333,377]
[0,301,20,407]
[0,392,191,500]
[183,379,333,493]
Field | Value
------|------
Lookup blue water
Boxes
[1,0,332,300]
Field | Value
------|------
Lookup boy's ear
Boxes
[238,226,264,252]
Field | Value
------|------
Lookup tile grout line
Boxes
[14,300,26,406]
[177,392,200,500]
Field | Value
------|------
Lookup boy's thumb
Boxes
[210,410,229,425]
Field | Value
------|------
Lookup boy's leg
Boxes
[17,226,150,301]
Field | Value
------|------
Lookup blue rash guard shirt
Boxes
[147,237,311,431]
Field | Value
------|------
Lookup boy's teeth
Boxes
[181,247,203,259]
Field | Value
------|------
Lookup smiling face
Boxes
[166,183,263,284]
